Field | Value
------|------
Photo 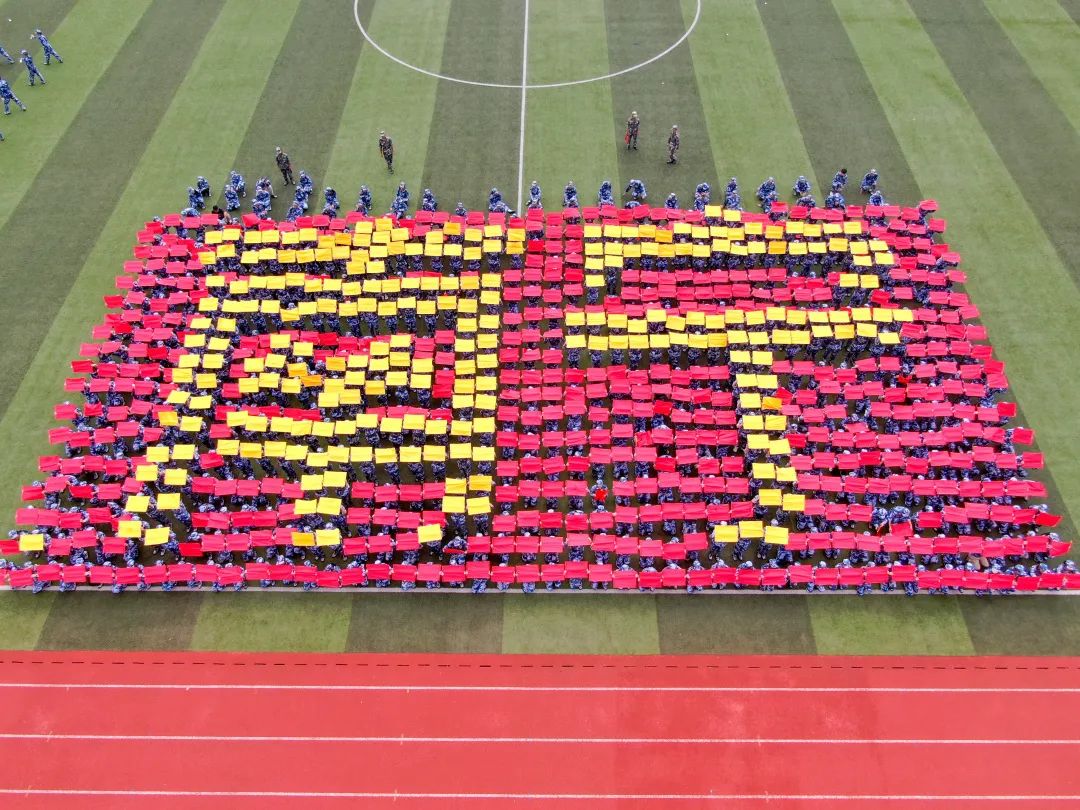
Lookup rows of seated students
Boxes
[6,197,1072,594]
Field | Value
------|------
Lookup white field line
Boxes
[0,733,1074,746]
[0,683,1077,694]
[516,0,529,215]
[0,789,1076,801]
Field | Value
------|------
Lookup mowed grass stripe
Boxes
[219,0,366,208]
[188,2,366,654]
[984,0,1080,142]
[325,0,450,218]
[809,597,974,656]
[657,596,816,655]
[681,0,819,195]
[759,0,919,205]
[835,0,1079,535]
[909,0,1080,288]
[762,1,974,653]
[348,594,504,654]
[0,591,55,650]
[0,0,223,422]
[192,593,352,653]
[37,593,205,651]
[0,0,74,55]
[604,0,714,206]
[503,595,660,655]
[421,0,523,210]
[20,4,301,654]
[0,0,151,230]
[1056,0,1080,25]
[835,0,1079,652]
[522,0,618,207]
[0,2,300,562]
[961,596,1080,656]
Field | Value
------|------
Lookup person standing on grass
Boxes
[19,49,44,86]
[625,110,640,150]
[666,124,679,164]
[275,147,294,186]
[31,29,62,64]
[378,130,394,173]
[0,43,14,64]
[0,76,26,113]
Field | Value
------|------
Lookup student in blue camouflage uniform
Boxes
[488,187,512,214]
[420,188,437,212]
[867,189,885,207]
[665,192,679,209]
[792,175,811,197]
[297,170,313,197]
[624,178,646,204]
[391,181,409,217]
[322,187,340,216]
[0,76,26,113]
[527,181,542,209]
[223,184,240,212]
[187,186,204,211]
[563,181,578,208]
[195,176,211,199]
[31,29,62,64]
[355,185,372,214]
[597,180,615,207]
[454,201,467,217]
[860,168,879,193]
[227,170,245,197]
[0,44,14,64]
[19,50,45,86]
[832,167,848,191]
[824,189,846,210]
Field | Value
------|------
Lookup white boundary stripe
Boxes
[0,683,1077,694]
[1,789,1077,801]
[350,0,702,90]
[0,733,1074,746]
[516,0,529,214]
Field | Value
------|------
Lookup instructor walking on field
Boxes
[379,130,395,174]
[625,110,640,150]
[666,125,680,164]
[275,147,294,186]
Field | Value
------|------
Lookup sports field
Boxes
[0,0,1079,658]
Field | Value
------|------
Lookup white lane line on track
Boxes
[0,683,1077,693]
[0,733,1074,745]
[0,789,1077,801]
[516,0,529,214]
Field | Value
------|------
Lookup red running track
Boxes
[0,652,1078,808]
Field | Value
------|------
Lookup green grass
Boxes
[656,595,817,655]
[0,0,1078,657]
[348,593,504,653]
[191,592,351,652]
[0,0,151,230]
[0,0,223,419]
[503,594,660,654]
[808,596,975,656]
